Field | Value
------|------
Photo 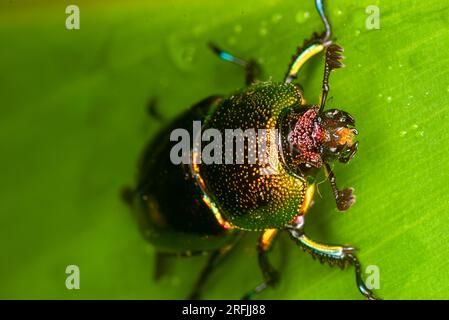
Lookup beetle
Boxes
[124,0,379,300]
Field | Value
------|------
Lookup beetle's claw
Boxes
[336,187,355,211]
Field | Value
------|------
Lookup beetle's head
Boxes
[286,106,358,171]
[320,108,359,163]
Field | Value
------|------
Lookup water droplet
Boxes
[388,65,393,70]
[399,63,403,68]
[425,91,430,96]
[418,131,424,137]
[400,131,407,137]
[234,24,242,33]
[272,13,283,24]
[337,9,343,15]
[387,96,392,102]
[259,27,268,36]
[295,11,310,24]
[412,124,418,130]
[355,29,361,36]
[378,93,383,98]
[357,63,362,68]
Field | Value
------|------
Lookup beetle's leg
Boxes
[153,252,170,280]
[284,35,325,84]
[188,250,221,300]
[159,250,210,258]
[152,250,216,281]
[284,0,333,83]
[242,229,280,300]
[188,244,237,300]
[208,42,261,85]
[324,163,355,211]
[286,221,380,300]
[190,95,224,117]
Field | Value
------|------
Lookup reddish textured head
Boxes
[288,108,325,168]
[288,107,358,169]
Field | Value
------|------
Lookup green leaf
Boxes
[0,0,448,299]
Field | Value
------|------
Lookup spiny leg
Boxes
[284,0,333,83]
[242,229,280,300]
[208,42,261,85]
[324,163,355,211]
[286,221,380,300]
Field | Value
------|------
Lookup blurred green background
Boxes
[1,0,448,299]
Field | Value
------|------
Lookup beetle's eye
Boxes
[339,141,359,163]
[320,108,358,164]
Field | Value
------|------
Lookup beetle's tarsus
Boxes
[346,253,382,300]
[315,0,332,43]
[319,43,345,111]
[242,282,268,300]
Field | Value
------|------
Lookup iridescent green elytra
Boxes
[125,0,380,300]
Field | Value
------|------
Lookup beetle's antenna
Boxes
[319,44,345,112]
[324,163,354,211]
[315,0,332,44]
